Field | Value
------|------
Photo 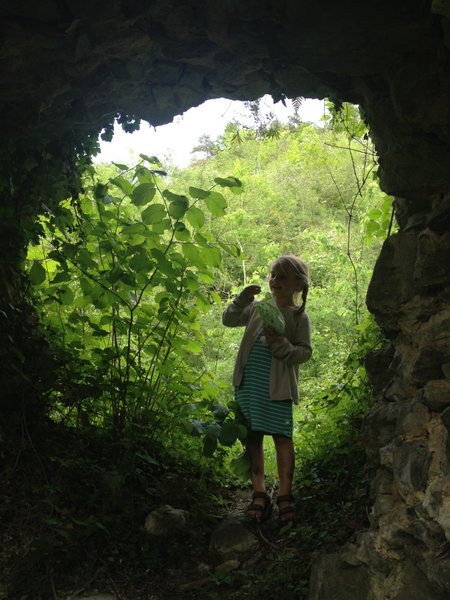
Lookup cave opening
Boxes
[1,1,450,598]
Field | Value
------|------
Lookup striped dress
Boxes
[235,337,293,437]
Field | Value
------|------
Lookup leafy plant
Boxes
[27,156,242,438]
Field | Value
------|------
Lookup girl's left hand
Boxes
[265,327,282,346]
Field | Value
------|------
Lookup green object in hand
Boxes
[255,293,285,334]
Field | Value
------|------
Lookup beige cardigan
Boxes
[222,292,312,403]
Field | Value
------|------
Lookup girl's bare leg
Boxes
[245,432,266,515]
[273,434,296,520]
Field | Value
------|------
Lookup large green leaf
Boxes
[29,261,46,285]
[112,162,130,171]
[61,243,79,259]
[151,249,175,277]
[186,206,205,229]
[118,271,136,287]
[218,422,241,446]
[203,435,217,457]
[57,286,74,306]
[214,176,242,189]
[110,175,133,197]
[181,243,204,268]
[151,218,171,233]
[127,234,146,247]
[184,272,200,291]
[132,183,156,206]
[79,277,95,299]
[205,191,227,216]
[174,222,191,241]
[189,186,210,199]
[141,203,166,224]
[163,191,189,219]
[77,248,98,270]
[195,292,211,312]
[51,271,72,284]
[121,223,146,236]
[129,250,154,273]
[199,245,221,268]
[197,271,214,284]
[183,339,202,353]
[105,265,123,284]
[218,241,241,258]
[209,290,222,305]
[139,154,161,165]
[230,453,251,480]
[135,166,155,184]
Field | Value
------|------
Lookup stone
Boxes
[415,230,450,289]
[404,211,429,232]
[427,557,450,593]
[393,197,431,230]
[365,344,395,394]
[393,440,431,495]
[412,347,448,386]
[388,558,448,600]
[215,559,241,572]
[310,539,449,600]
[426,198,450,233]
[379,442,395,468]
[369,468,396,528]
[176,578,209,593]
[441,407,450,429]
[396,399,430,438]
[340,543,364,567]
[435,495,450,539]
[309,552,370,600]
[421,379,450,410]
[144,505,189,536]
[355,531,396,573]
[197,562,211,575]
[209,518,259,558]
[408,517,446,549]
[363,401,400,466]
[366,232,419,332]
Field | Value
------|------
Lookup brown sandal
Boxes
[276,494,297,523]
[245,491,273,523]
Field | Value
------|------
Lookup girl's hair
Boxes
[270,255,309,312]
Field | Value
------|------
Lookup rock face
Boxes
[309,224,450,598]
[1,2,450,597]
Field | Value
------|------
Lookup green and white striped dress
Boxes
[235,337,293,437]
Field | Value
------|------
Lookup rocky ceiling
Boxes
[1,0,449,198]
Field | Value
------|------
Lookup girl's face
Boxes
[269,266,302,307]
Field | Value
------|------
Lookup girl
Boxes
[222,255,312,523]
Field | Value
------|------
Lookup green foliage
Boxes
[295,311,384,464]
[173,108,390,482]
[26,156,242,439]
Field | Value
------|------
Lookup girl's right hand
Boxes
[242,284,261,302]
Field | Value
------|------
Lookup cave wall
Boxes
[309,224,450,600]
[1,1,450,597]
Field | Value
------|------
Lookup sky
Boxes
[95,96,326,169]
